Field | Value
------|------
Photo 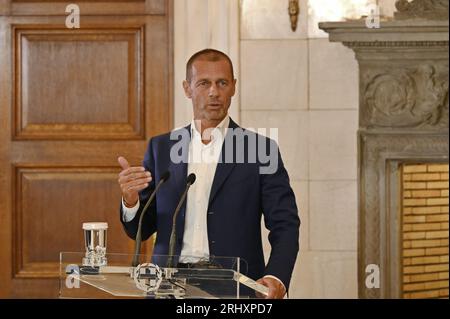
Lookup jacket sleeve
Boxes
[260,139,300,290]
[120,137,158,241]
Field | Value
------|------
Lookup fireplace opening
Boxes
[402,163,449,299]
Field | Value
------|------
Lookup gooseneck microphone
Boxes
[132,171,170,267]
[167,173,196,268]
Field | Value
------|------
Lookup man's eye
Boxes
[219,81,228,86]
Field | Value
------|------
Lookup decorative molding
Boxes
[319,20,449,44]
[362,64,449,129]
[343,41,449,48]
[395,0,449,20]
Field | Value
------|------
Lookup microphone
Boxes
[167,173,196,268]
[132,171,170,267]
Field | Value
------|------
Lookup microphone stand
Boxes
[132,172,169,267]
[166,174,196,268]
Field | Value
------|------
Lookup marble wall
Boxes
[240,0,362,298]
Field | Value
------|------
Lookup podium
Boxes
[59,252,268,299]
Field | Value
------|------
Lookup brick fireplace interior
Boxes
[402,163,449,299]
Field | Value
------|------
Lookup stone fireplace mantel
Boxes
[320,19,448,43]
[320,3,448,299]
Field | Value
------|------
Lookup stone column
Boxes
[320,0,449,298]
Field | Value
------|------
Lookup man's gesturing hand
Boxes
[118,156,152,207]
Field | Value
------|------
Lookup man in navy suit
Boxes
[118,49,300,299]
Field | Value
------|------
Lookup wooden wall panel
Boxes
[0,0,173,298]
[14,26,144,139]
[14,166,133,278]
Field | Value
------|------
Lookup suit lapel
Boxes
[169,158,187,197]
[168,124,191,195]
[167,125,190,248]
[208,118,240,206]
[168,118,242,216]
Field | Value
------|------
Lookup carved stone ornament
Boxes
[363,64,449,128]
[395,0,449,20]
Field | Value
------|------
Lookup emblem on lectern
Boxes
[133,263,163,293]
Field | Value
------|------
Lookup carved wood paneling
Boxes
[13,166,135,278]
[0,1,173,298]
[13,26,145,140]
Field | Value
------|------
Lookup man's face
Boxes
[183,59,236,123]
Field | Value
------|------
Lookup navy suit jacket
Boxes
[121,118,300,289]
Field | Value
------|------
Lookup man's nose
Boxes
[208,83,219,97]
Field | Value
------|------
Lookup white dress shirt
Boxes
[179,115,229,263]
[122,116,229,264]
[122,115,285,292]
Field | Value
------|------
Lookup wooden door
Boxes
[0,0,173,298]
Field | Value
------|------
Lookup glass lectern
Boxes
[59,252,269,299]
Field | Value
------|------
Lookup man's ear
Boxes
[231,79,237,96]
[183,80,192,98]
